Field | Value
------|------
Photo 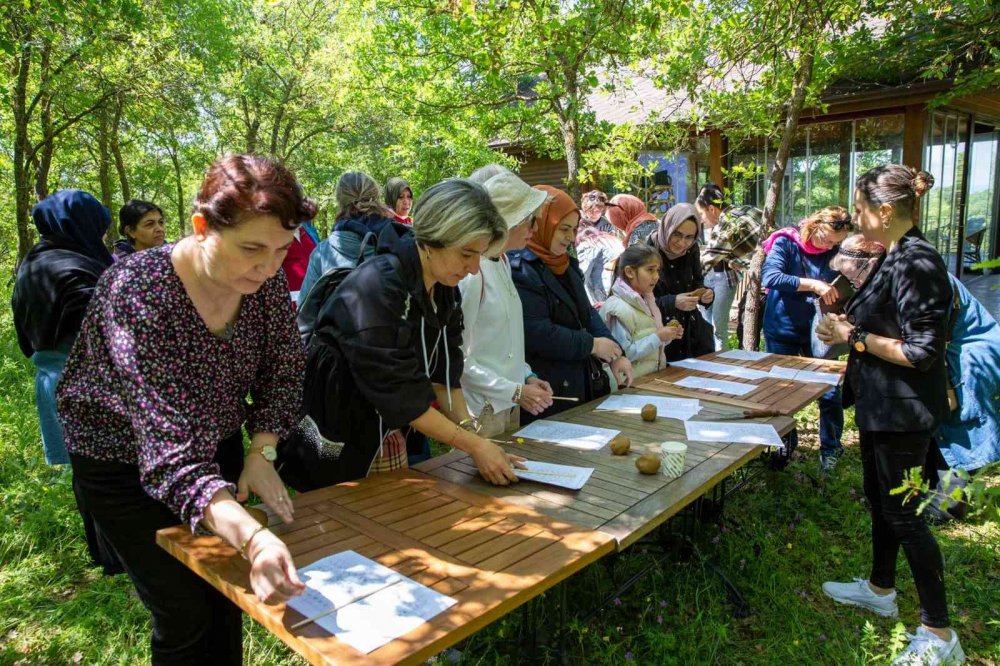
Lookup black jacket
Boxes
[510,249,616,422]
[12,239,108,357]
[647,237,715,360]
[306,228,464,481]
[843,227,952,432]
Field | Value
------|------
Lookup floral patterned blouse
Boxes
[57,244,304,530]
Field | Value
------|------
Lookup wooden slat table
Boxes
[416,352,845,549]
[417,393,795,549]
[633,352,846,415]
[157,470,614,666]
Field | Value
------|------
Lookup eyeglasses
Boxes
[583,193,608,204]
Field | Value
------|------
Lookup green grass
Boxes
[2,300,997,664]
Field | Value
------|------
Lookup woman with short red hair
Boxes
[58,154,312,663]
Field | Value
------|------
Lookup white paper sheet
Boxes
[669,358,771,381]
[672,376,758,396]
[684,421,785,448]
[768,365,842,386]
[718,350,772,362]
[287,551,457,654]
[512,420,620,451]
[595,394,702,420]
[515,461,594,490]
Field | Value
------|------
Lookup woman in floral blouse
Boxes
[58,155,312,664]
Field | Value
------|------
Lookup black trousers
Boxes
[860,430,949,628]
[70,433,245,665]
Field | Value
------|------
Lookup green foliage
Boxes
[893,464,1000,522]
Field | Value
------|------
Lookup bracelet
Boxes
[525,372,538,381]
[458,417,479,433]
[512,384,523,403]
[240,524,268,560]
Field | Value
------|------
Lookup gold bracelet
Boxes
[240,524,268,560]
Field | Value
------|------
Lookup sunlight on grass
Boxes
[1,289,997,664]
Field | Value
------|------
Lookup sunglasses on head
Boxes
[583,193,608,203]
[831,217,854,231]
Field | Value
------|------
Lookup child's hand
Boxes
[657,324,684,343]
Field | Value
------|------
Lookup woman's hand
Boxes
[657,324,684,343]
[470,439,525,485]
[674,293,700,311]
[807,279,839,306]
[699,288,715,305]
[519,380,554,415]
[611,356,634,388]
[238,455,294,524]
[246,530,305,604]
[592,337,623,362]
[816,313,853,345]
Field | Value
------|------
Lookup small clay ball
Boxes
[610,435,631,456]
[635,453,661,475]
[641,404,657,422]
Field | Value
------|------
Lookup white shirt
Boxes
[458,256,532,417]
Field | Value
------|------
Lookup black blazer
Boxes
[843,227,952,432]
[510,249,617,422]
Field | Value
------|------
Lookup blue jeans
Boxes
[702,269,737,351]
[764,336,844,457]
[32,350,70,465]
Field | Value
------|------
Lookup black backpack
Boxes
[296,230,379,347]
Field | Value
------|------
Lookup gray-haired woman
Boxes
[305,179,526,484]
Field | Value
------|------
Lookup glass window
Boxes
[966,123,998,269]
[726,114,904,228]
[922,111,970,273]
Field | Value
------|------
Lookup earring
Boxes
[881,217,891,231]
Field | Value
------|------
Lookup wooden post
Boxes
[902,105,926,170]
[709,130,725,188]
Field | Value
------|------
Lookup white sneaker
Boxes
[822,577,899,617]
[893,627,965,665]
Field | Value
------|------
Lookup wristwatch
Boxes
[849,327,869,353]
[248,445,277,462]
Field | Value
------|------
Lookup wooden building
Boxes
[503,79,1000,277]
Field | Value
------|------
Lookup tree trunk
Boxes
[559,111,582,199]
[740,50,815,351]
[169,146,187,237]
[111,94,131,202]
[97,104,117,247]
[13,30,34,267]
[33,41,53,202]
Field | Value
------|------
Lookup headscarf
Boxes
[653,203,700,260]
[31,190,113,267]
[607,194,656,235]
[762,227,828,255]
[527,185,579,276]
[384,177,412,209]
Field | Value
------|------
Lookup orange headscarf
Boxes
[527,185,579,276]
[607,193,656,235]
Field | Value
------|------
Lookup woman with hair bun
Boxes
[761,205,853,474]
[58,154,314,662]
[818,165,965,666]
[299,171,400,303]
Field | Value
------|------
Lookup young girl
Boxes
[599,244,684,379]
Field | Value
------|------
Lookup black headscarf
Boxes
[13,190,114,356]
[32,190,113,267]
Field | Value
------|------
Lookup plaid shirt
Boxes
[700,204,766,274]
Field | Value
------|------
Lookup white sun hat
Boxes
[483,172,550,229]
